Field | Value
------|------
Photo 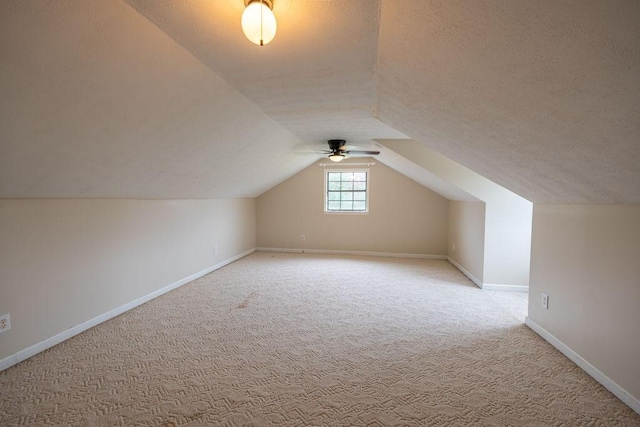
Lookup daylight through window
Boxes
[325,170,368,212]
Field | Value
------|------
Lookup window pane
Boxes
[340,181,353,191]
[353,201,366,211]
[325,170,368,212]
[354,182,366,191]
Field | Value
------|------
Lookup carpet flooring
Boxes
[1,252,638,426]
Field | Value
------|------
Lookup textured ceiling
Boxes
[0,1,316,198]
[1,0,639,202]
[124,0,408,148]
[376,0,640,203]
[375,143,479,202]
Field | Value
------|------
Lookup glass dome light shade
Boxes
[329,154,345,162]
[241,1,277,46]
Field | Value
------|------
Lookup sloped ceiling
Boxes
[1,0,639,203]
[0,0,316,198]
[375,143,479,202]
[376,0,640,203]
[123,0,408,149]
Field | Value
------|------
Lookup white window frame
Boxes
[324,169,370,214]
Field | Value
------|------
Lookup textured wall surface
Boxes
[380,140,532,286]
[448,201,486,282]
[529,204,640,399]
[0,198,256,359]
[257,159,449,255]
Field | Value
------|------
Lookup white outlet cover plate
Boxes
[0,313,10,333]
[541,293,549,309]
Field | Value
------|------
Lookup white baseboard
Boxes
[446,257,528,292]
[525,317,640,415]
[482,283,529,292]
[0,248,255,373]
[0,354,17,372]
[256,247,447,260]
[447,257,483,288]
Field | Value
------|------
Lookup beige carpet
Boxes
[1,252,638,426]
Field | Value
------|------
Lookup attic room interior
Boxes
[0,0,638,425]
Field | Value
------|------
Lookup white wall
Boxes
[0,199,255,360]
[257,158,449,255]
[379,140,532,286]
[528,204,640,401]
[448,201,485,282]
[483,200,532,286]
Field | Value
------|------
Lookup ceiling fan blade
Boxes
[344,150,380,155]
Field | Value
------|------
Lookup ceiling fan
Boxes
[323,139,380,162]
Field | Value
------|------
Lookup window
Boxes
[325,170,369,212]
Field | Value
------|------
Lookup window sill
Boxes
[324,210,369,215]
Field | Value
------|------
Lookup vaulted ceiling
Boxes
[1,1,638,203]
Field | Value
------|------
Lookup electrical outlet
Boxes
[541,293,549,310]
[0,313,10,334]
[452,242,456,251]
[301,235,305,241]
[214,246,218,254]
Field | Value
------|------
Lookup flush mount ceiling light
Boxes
[242,0,277,46]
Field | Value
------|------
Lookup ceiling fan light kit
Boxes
[242,0,277,46]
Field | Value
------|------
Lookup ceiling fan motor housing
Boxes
[328,139,346,152]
